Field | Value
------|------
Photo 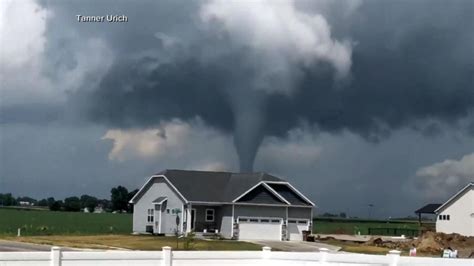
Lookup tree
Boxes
[50,200,62,211]
[0,193,17,206]
[80,195,98,212]
[127,189,139,213]
[63,197,81,212]
[37,199,49,206]
[46,197,56,209]
[339,212,347,218]
[111,186,129,212]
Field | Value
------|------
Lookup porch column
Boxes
[180,204,184,233]
[186,203,192,234]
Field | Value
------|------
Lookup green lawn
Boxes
[0,208,132,236]
[313,218,427,236]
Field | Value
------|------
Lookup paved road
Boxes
[251,240,341,252]
[0,240,76,252]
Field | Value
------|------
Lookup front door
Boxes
[191,209,196,230]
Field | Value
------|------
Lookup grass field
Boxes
[313,217,427,236]
[5,235,262,251]
[0,208,430,237]
[0,208,131,236]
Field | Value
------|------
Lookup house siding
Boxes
[237,185,285,204]
[288,207,312,219]
[132,177,185,235]
[234,205,286,218]
[436,187,474,236]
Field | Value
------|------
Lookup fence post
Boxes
[387,250,401,266]
[162,246,172,266]
[50,246,61,266]
[262,246,271,259]
[319,247,329,263]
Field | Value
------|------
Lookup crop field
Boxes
[313,217,429,236]
[0,208,132,236]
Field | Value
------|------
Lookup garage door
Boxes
[288,219,309,241]
[238,217,282,240]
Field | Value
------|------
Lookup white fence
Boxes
[0,246,472,266]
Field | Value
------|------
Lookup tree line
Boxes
[0,186,138,213]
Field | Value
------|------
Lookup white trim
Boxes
[205,208,215,222]
[287,218,310,223]
[180,200,312,208]
[159,207,162,234]
[185,204,192,234]
[232,181,290,205]
[231,204,235,238]
[232,181,264,202]
[435,183,473,213]
[180,204,184,233]
[130,175,154,203]
[262,183,291,205]
[271,181,316,207]
[187,201,225,206]
[234,202,312,208]
[146,208,154,224]
[152,197,168,205]
[263,181,290,184]
[285,206,288,240]
[237,216,283,223]
[129,175,188,204]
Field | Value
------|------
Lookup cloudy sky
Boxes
[1,0,473,217]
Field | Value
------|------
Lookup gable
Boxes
[436,183,473,213]
[130,176,186,204]
[130,170,315,206]
[236,184,287,205]
[267,183,312,206]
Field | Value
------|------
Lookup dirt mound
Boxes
[364,231,474,257]
[413,231,473,253]
[364,237,384,246]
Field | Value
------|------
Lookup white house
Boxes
[435,182,473,237]
[129,169,315,241]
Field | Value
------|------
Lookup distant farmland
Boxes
[0,208,432,237]
[0,208,132,236]
[313,217,432,236]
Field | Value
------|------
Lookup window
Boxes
[205,209,215,222]
[249,218,258,222]
[166,209,170,214]
[271,219,281,223]
[147,209,154,223]
[239,218,248,222]
[260,219,270,223]
[439,215,443,220]
[298,220,307,224]
[446,215,450,220]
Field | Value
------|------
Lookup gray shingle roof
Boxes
[159,169,284,202]
[152,196,167,204]
[130,169,314,206]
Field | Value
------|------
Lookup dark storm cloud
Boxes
[8,0,472,170]
[73,1,473,136]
